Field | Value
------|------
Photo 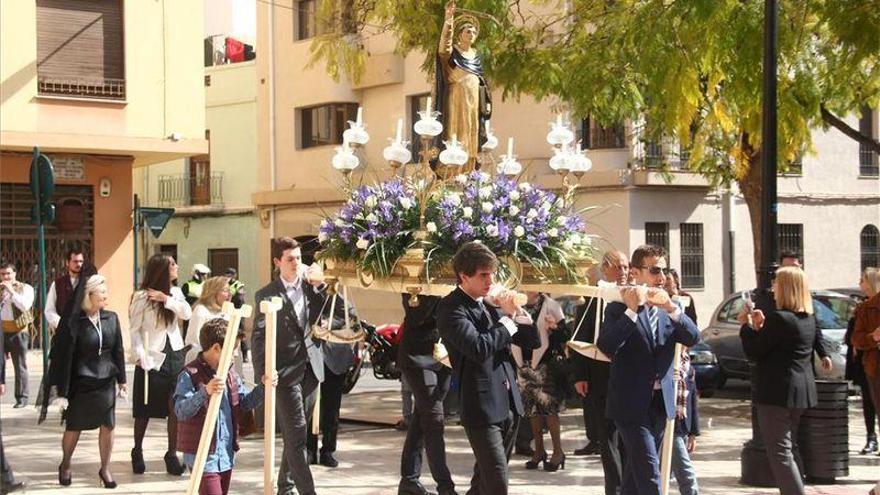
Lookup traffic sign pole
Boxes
[31,147,51,371]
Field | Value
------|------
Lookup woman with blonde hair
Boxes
[184,276,230,363]
[56,275,127,488]
[852,267,880,457]
[738,266,823,495]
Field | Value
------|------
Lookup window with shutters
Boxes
[680,223,704,289]
[208,248,239,276]
[580,117,626,150]
[645,222,669,255]
[36,0,125,100]
[859,106,879,177]
[300,103,359,148]
[777,224,804,266]
[861,225,880,271]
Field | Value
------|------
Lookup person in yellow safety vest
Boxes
[181,264,211,307]
[224,267,249,362]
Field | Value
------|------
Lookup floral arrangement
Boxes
[318,172,594,282]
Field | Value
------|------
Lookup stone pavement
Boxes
[1,351,878,494]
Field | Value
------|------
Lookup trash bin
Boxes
[797,380,849,483]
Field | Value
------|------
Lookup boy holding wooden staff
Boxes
[173,318,276,495]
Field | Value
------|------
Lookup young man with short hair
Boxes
[438,242,530,495]
[597,245,700,495]
[0,261,34,409]
[45,246,85,332]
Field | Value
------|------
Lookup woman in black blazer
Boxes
[738,267,825,495]
[55,275,127,488]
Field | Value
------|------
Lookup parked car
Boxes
[689,341,721,398]
[700,290,858,387]
[827,287,867,304]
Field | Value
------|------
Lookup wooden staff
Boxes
[260,296,282,495]
[660,342,684,495]
[185,301,253,495]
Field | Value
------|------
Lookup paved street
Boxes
[1,351,878,494]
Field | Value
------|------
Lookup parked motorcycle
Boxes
[342,322,403,394]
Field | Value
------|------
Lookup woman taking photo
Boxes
[852,267,880,456]
[665,268,698,325]
[129,254,191,475]
[513,292,570,472]
[56,275,127,488]
[184,276,230,363]
[738,267,827,495]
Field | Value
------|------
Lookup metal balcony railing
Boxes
[38,76,126,100]
[157,172,224,207]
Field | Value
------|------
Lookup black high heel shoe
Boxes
[164,450,185,476]
[98,469,117,489]
[58,463,72,486]
[525,451,547,470]
[544,454,566,472]
[131,448,145,474]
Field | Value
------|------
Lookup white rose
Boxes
[509,205,520,216]
[426,222,438,233]
[563,240,574,250]
[365,195,378,208]
[514,225,525,238]
[548,227,559,238]
[448,193,462,206]
[557,215,568,225]
[541,201,551,211]
[509,190,521,201]
[518,182,532,191]
[527,208,538,219]
[486,225,499,237]
[479,186,493,199]
[399,197,413,210]
[366,213,378,223]
[569,233,581,244]
[356,238,370,250]
[482,201,494,213]
[479,172,490,182]
[455,174,468,184]
[462,206,473,219]
[318,231,329,242]
[334,218,346,227]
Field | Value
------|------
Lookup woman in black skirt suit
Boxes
[57,275,127,488]
[128,254,191,475]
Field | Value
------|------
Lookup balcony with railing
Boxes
[158,172,224,208]
[38,76,126,100]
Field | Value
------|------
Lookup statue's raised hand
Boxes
[445,1,456,20]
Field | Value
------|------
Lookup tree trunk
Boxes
[736,138,764,275]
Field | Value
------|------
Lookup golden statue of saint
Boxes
[434,0,492,170]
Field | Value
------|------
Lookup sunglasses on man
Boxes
[636,265,670,276]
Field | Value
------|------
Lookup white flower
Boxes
[399,197,413,210]
[569,233,581,244]
[486,225,499,237]
[479,172,490,182]
[318,231,329,243]
[455,174,468,185]
[563,240,574,250]
[320,219,330,228]
[356,237,370,250]
[541,201,551,212]
[583,236,593,246]
[365,195,377,208]
[554,198,564,208]
[448,193,462,206]
[518,182,532,191]
[462,206,473,219]
[527,208,538,219]
[479,186,493,199]
[366,213,378,223]
[509,205,520,216]
[334,218,346,227]
[509,190,521,201]
[548,227,559,238]
[514,225,525,238]
[557,215,568,225]
[426,222,438,233]
[481,201,494,213]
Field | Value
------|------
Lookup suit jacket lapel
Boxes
[637,305,655,350]
[655,311,670,347]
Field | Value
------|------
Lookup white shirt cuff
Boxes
[499,316,518,336]
[624,308,639,322]
[668,307,683,322]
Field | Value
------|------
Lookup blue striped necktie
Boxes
[648,306,659,344]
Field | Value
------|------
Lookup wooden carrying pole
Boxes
[260,296,282,495]
[185,302,253,495]
[660,343,685,495]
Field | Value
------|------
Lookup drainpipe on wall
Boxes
[268,0,277,240]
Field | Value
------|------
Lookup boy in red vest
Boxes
[174,318,276,495]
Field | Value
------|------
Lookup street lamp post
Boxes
[740,0,780,486]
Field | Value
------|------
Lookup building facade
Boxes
[254,1,879,326]
[1,0,207,331]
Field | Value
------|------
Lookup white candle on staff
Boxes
[452,133,457,144]
[425,96,432,114]
[395,118,403,144]
[507,137,514,157]
[356,107,363,126]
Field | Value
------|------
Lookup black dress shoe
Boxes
[319,451,339,468]
[12,399,26,409]
[860,437,878,454]
[307,449,318,465]
[437,489,459,495]
[164,451,185,476]
[131,448,145,474]
[398,481,434,495]
[574,442,600,456]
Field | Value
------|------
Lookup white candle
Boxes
[452,133,457,144]
[556,114,563,127]
[395,118,403,144]
[425,96,432,114]
[507,137,514,157]
[485,120,492,134]
[356,107,363,126]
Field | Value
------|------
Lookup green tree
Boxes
[311,0,880,266]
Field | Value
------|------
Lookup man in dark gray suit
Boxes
[253,237,325,495]
[438,242,530,495]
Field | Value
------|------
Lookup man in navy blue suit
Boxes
[597,245,700,495]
